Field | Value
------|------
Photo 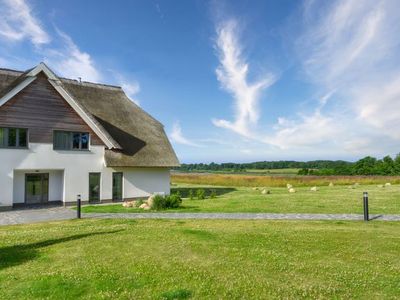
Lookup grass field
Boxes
[172,173,400,187]
[244,168,301,175]
[172,168,302,176]
[0,219,399,299]
[82,183,400,215]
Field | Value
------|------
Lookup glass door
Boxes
[89,173,101,203]
[112,172,123,201]
[25,173,49,204]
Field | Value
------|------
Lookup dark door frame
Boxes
[112,172,123,201]
[89,172,101,203]
[25,173,49,204]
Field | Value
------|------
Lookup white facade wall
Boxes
[0,143,171,208]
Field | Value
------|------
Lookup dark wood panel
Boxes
[0,73,104,145]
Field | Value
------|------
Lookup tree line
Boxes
[304,155,400,176]
[175,155,400,176]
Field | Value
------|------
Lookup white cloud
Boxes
[0,0,141,98]
[266,0,400,154]
[267,111,344,149]
[170,122,202,147]
[213,19,276,137]
[299,0,389,87]
[0,0,50,45]
[44,29,101,82]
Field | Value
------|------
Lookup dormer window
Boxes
[54,131,89,151]
[0,127,28,148]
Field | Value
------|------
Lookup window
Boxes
[0,128,28,148]
[54,131,89,150]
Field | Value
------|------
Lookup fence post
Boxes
[77,194,81,219]
[363,192,369,221]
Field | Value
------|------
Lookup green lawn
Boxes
[82,184,400,214]
[0,219,399,299]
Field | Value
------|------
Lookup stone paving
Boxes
[1,207,400,226]
[86,212,400,221]
[0,207,76,226]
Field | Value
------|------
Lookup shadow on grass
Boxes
[0,229,124,270]
[369,214,383,221]
[171,187,236,198]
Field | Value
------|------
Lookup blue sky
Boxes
[1,0,400,163]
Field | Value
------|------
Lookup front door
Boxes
[25,173,49,204]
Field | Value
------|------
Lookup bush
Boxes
[165,193,182,208]
[196,189,206,200]
[189,189,194,200]
[210,189,217,199]
[151,193,182,210]
[152,194,166,210]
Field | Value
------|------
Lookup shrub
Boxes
[189,189,194,200]
[151,193,182,210]
[165,193,182,208]
[196,189,206,200]
[136,199,144,207]
[152,194,166,210]
[210,189,217,199]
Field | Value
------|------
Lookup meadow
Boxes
[0,219,399,299]
[82,183,400,215]
[172,172,400,187]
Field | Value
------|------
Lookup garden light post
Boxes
[363,192,369,221]
[77,194,81,219]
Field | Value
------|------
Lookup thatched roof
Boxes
[0,66,180,168]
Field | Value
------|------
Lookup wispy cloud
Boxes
[268,0,400,153]
[0,0,141,103]
[213,19,276,137]
[44,29,101,82]
[0,0,50,46]
[170,122,201,147]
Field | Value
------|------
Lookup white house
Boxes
[0,63,180,210]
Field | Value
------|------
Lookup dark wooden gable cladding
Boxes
[0,73,104,145]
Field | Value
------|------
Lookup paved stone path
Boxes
[0,207,76,226]
[1,207,400,226]
[86,212,400,221]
